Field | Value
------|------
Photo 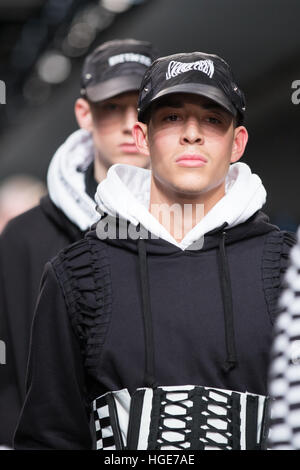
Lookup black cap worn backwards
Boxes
[137,52,246,125]
[80,39,158,102]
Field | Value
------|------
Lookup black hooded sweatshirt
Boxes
[13,211,295,449]
[0,196,83,445]
[0,162,98,446]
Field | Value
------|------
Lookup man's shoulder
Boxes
[49,235,112,351]
[0,196,80,254]
[0,204,50,254]
[50,233,108,280]
[2,203,47,234]
[233,210,297,250]
[260,228,296,275]
[264,228,296,251]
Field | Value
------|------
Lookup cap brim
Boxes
[84,75,143,102]
[144,83,237,118]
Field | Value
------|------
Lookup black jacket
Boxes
[14,211,296,449]
[0,195,83,446]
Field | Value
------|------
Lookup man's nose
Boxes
[181,118,203,145]
[123,106,138,134]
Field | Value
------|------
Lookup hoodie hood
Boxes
[47,129,100,231]
[95,161,268,251]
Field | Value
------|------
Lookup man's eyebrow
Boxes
[151,97,230,117]
[153,99,183,110]
[201,101,226,112]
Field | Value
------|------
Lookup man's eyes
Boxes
[162,113,181,122]
[103,103,119,111]
[156,111,224,125]
[206,116,222,125]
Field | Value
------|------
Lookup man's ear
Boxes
[74,98,93,132]
[230,126,249,163]
[132,122,150,156]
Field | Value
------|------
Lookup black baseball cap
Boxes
[80,39,158,102]
[137,52,246,124]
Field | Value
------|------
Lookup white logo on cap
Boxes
[166,60,214,80]
[108,53,151,67]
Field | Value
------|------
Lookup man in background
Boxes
[0,38,157,446]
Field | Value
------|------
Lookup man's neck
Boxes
[93,158,108,183]
[149,178,225,242]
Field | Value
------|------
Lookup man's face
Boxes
[143,93,246,200]
[90,91,149,170]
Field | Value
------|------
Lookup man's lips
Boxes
[176,154,208,167]
[119,143,139,154]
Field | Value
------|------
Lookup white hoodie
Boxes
[95,162,267,250]
[47,129,100,231]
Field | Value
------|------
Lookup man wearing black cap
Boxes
[14,52,294,450]
[0,39,157,447]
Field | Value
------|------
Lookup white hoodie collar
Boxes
[95,162,267,250]
[47,129,100,231]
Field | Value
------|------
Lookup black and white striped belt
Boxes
[92,384,270,450]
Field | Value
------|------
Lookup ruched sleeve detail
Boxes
[262,230,296,324]
[52,238,112,372]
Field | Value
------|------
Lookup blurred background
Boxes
[0,0,299,231]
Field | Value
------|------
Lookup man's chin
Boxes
[170,179,208,197]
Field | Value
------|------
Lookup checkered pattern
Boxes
[269,230,300,449]
[93,395,116,450]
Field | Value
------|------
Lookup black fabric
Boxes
[13,264,92,449]
[217,229,238,372]
[53,238,113,374]
[106,394,124,450]
[246,394,259,450]
[259,397,271,450]
[81,39,158,102]
[190,388,208,450]
[126,389,146,450]
[84,162,98,201]
[262,230,296,323]
[14,211,296,449]
[137,238,157,388]
[0,195,83,446]
[147,388,164,450]
[231,393,242,450]
[138,228,238,387]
